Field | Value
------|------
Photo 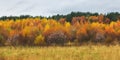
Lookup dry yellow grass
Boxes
[0,45,120,60]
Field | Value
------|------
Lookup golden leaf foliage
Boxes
[34,34,45,45]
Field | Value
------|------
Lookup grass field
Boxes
[0,45,120,60]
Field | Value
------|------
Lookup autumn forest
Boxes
[0,12,120,46]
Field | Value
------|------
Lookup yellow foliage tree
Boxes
[34,34,45,45]
[65,22,71,28]
[44,24,50,32]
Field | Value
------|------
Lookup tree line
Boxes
[0,12,120,22]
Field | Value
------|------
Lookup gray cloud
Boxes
[0,0,120,16]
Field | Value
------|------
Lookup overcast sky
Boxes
[0,0,120,17]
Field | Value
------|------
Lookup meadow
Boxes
[0,45,120,60]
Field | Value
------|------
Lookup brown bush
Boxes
[45,31,67,45]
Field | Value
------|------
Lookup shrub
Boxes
[43,26,70,45]
[0,34,4,46]
[34,34,45,45]
[104,26,117,44]
[86,25,99,43]
[104,32,117,45]
[45,31,67,45]
[19,26,40,45]
[69,27,77,42]
[93,32,105,43]
[76,28,89,43]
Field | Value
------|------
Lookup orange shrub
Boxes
[76,28,89,43]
